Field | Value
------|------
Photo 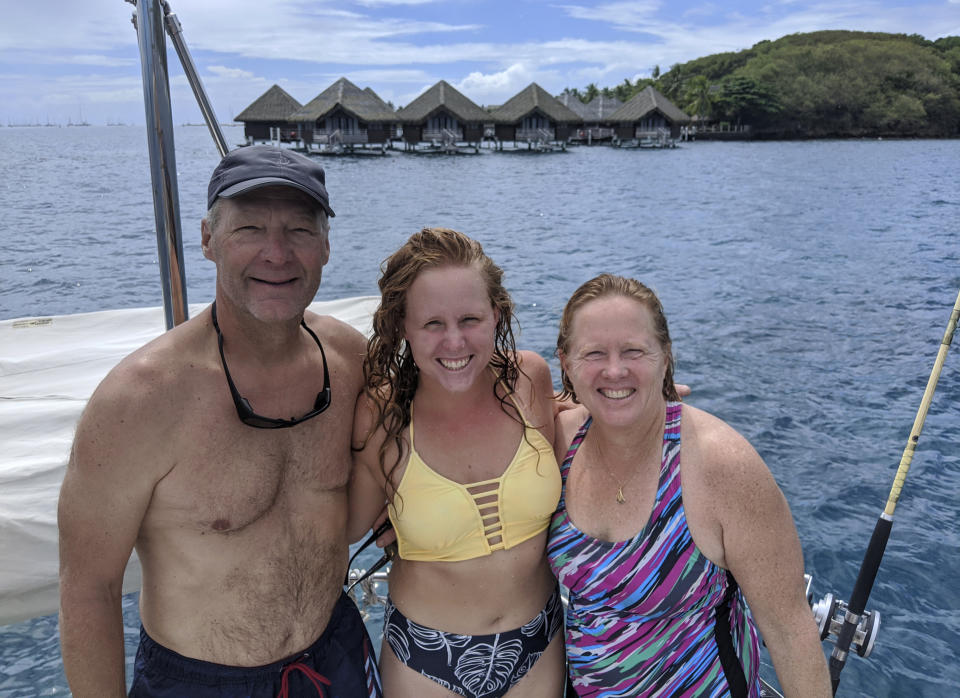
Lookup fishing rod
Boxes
[826,287,960,694]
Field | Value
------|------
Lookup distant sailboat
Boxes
[67,105,90,126]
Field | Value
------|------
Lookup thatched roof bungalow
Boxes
[234,84,302,143]
[363,87,394,112]
[489,83,581,144]
[290,78,397,146]
[558,94,622,122]
[608,86,690,140]
[557,94,622,141]
[396,80,489,146]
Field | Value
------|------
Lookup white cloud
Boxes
[337,68,435,83]
[207,66,257,80]
[0,51,138,68]
[354,0,442,5]
[559,1,662,29]
[455,64,535,104]
[0,69,147,125]
[0,0,136,52]
[682,2,724,20]
[2,0,955,124]
[69,54,139,67]
[170,2,481,62]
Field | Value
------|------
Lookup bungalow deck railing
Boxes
[692,123,752,134]
[313,128,370,145]
[312,129,339,145]
[578,126,615,140]
[635,126,672,143]
[423,128,463,144]
[515,127,556,142]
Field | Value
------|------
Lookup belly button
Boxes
[212,518,231,531]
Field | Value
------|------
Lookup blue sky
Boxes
[1,0,958,125]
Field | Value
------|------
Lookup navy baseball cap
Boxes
[207,145,335,217]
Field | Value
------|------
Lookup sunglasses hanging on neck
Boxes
[211,301,331,429]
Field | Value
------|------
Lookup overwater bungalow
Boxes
[396,80,488,152]
[489,83,581,150]
[234,84,302,144]
[289,78,398,152]
[558,94,622,143]
[607,85,690,147]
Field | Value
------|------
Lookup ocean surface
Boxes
[1,125,958,696]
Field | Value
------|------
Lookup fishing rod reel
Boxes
[808,580,880,659]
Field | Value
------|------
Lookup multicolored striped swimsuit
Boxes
[547,402,761,697]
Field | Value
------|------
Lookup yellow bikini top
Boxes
[388,401,561,563]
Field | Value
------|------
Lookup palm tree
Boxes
[657,64,684,100]
[613,78,634,102]
[684,75,713,120]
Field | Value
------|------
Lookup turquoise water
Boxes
[1,125,958,696]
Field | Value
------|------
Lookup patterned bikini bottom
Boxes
[383,585,563,698]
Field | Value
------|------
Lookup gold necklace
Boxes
[590,417,665,504]
[601,467,628,503]
[594,445,635,504]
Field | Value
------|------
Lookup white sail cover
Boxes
[0,298,378,626]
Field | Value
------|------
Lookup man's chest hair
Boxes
[151,428,350,534]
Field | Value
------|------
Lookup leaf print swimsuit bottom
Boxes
[383,585,563,697]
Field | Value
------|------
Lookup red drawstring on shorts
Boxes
[277,657,331,698]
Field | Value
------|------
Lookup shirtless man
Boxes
[58,146,382,697]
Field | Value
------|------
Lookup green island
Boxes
[562,31,960,138]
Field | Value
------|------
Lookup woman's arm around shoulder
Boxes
[553,404,589,467]
[515,350,556,445]
[682,406,831,698]
[347,391,390,544]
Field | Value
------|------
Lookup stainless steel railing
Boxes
[127,0,227,329]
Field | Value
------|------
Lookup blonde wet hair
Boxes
[556,273,679,403]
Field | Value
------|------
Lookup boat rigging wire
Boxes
[157,0,229,157]
[128,0,229,329]
[829,287,960,694]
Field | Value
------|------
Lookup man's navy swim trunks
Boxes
[129,592,382,697]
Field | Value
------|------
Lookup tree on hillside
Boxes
[715,76,781,125]
[738,37,960,135]
[657,64,685,100]
[867,94,927,130]
[611,78,634,102]
[932,37,960,75]
[565,30,960,136]
[683,75,714,119]
[560,86,585,103]
[679,50,753,81]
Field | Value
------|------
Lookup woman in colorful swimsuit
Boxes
[349,228,565,697]
[547,274,831,697]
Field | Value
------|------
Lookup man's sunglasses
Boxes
[211,301,331,429]
[345,519,396,594]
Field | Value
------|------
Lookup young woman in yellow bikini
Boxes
[349,227,565,697]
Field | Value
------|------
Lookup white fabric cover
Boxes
[0,298,378,625]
